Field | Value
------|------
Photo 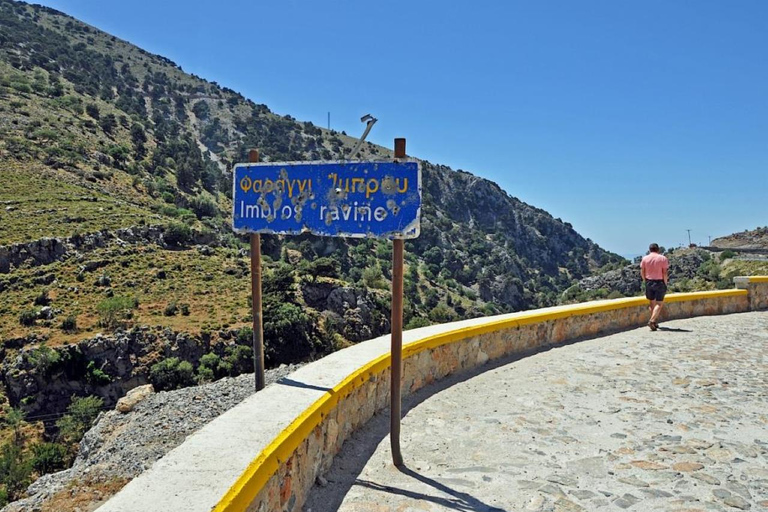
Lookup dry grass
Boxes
[0,243,256,345]
[41,476,130,512]
[0,163,163,245]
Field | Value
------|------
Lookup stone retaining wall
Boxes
[99,279,767,512]
[735,276,768,311]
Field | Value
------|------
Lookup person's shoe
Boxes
[648,321,657,331]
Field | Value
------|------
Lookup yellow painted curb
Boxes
[212,288,749,511]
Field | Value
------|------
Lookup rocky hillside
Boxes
[570,246,768,302]
[0,0,624,505]
[711,226,768,250]
[1,365,300,512]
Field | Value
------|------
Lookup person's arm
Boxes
[640,261,646,282]
[663,266,668,285]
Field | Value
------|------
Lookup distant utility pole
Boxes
[327,112,330,130]
[708,235,712,245]
[686,229,692,246]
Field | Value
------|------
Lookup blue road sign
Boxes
[232,160,421,239]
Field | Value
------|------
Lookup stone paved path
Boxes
[305,311,768,512]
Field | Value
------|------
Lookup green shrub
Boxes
[188,194,218,219]
[85,361,112,385]
[19,309,36,326]
[163,302,178,316]
[405,317,431,330]
[224,345,253,375]
[362,264,387,289]
[198,353,222,381]
[179,303,190,316]
[11,82,32,93]
[2,408,26,446]
[719,250,736,262]
[197,365,215,383]
[85,103,100,119]
[161,192,175,204]
[31,442,68,475]
[61,315,77,332]
[428,303,458,323]
[159,205,180,217]
[263,300,327,365]
[236,327,253,345]
[164,222,191,247]
[149,358,196,391]
[697,259,722,281]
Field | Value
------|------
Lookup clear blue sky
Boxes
[33,0,768,257]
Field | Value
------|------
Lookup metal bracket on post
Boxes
[347,114,377,160]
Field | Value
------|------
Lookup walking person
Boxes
[640,243,669,331]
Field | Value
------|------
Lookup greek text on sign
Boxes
[232,160,421,239]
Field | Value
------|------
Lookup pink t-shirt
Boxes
[641,252,669,280]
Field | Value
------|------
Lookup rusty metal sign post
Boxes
[248,149,266,391]
[390,137,407,467]
[234,138,420,466]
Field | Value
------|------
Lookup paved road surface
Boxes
[305,311,768,512]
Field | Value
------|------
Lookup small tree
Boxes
[130,123,147,145]
[56,395,104,446]
[31,442,68,475]
[25,346,61,377]
[107,144,130,166]
[0,443,32,501]
[2,409,26,447]
[192,100,210,120]
[97,296,137,330]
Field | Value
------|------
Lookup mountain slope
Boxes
[0,0,621,342]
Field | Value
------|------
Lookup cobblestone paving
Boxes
[310,312,768,512]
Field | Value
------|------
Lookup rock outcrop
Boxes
[0,225,218,274]
[1,327,221,420]
[302,283,390,342]
[1,365,300,512]
[711,227,768,250]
